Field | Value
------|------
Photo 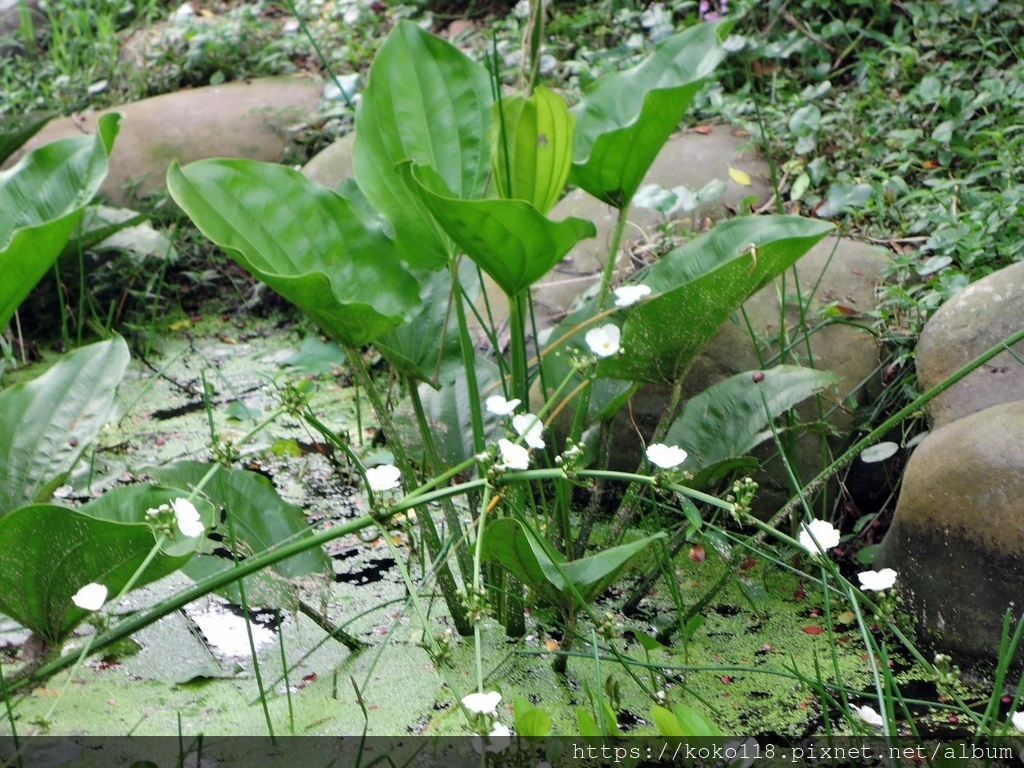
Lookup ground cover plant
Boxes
[3,0,1024,760]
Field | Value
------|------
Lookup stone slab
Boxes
[5,77,323,206]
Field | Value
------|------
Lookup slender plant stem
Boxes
[340,342,472,635]
[597,205,630,306]
[408,383,473,579]
[2,516,379,697]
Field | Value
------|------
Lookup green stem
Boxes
[340,343,472,636]
[597,205,630,306]
[508,291,530,408]
[451,263,487,455]
[408,383,473,580]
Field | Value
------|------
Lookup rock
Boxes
[875,400,1024,664]
[606,236,890,513]
[301,131,355,190]
[915,260,1024,428]
[0,0,46,55]
[4,77,322,206]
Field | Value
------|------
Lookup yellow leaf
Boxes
[169,319,192,331]
[728,166,752,186]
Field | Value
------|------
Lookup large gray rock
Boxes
[916,260,1024,428]
[301,131,354,189]
[875,400,1024,664]
[5,77,322,206]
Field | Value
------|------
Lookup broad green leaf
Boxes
[167,159,421,347]
[514,696,552,737]
[651,704,686,737]
[353,20,493,268]
[576,707,602,738]
[672,704,723,737]
[0,110,55,165]
[375,258,481,384]
[394,358,502,467]
[147,462,331,607]
[571,23,725,208]
[481,518,569,610]
[482,518,664,610]
[491,86,575,215]
[665,365,840,469]
[0,335,130,514]
[281,336,348,375]
[401,161,596,297]
[558,531,666,602]
[817,181,874,218]
[0,113,120,330]
[602,216,834,383]
[0,493,203,645]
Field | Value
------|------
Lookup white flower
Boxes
[1011,711,1024,733]
[472,721,512,754]
[613,284,652,307]
[646,443,688,469]
[172,497,205,538]
[485,395,521,416]
[72,582,108,611]
[462,690,502,715]
[497,439,530,471]
[798,519,840,556]
[857,568,897,591]
[512,414,545,450]
[853,704,884,727]
[365,464,402,492]
[585,324,621,357]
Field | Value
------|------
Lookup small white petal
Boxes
[172,497,205,538]
[512,414,545,450]
[462,690,502,715]
[365,464,402,492]
[585,324,621,358]
[485,395,521,416]
[860,441,899,463]
[1011,711,1024,733]
[497,439,530,471]
[72,582,108,611]
[646,443,688,469]
[853,704,884,727]
[613,284,652,307]
[472,721,512,755]
[797,519,840,556]
[857,568,897,591]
